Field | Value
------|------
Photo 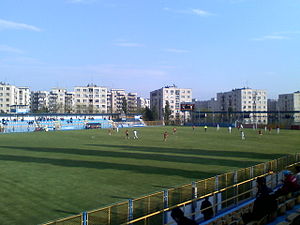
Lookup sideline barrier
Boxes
[42,154,300,225]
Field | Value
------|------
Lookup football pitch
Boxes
[0,126,299,225]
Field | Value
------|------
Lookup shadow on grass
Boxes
[54,209,79,215]
[0,145,265,168]
[87,143,284,160]
[0,154,216,179]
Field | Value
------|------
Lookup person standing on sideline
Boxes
[216,124,220,131]
[163,131,169,141]
[276,125,280,134]
[241,130,245,140]
[192,125,195,131]
[133,129,138,139]
[204,125,208,132]
[228,126,232,133]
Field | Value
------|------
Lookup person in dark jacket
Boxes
[243,176,277,223]
[171,207,197,225]
[200,197,214,220]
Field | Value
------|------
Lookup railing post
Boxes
[163,189,169,224]
[82,211,87,225]
[215,175,219,214]
[128,199,133,224]
[234,171,238,205]
[192,182,197,220]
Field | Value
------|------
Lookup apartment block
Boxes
[127,92,138,113]
[107,89,126,113]
[31,91,49,112]
[216,88,268,124]
[137,97,150,109]
[0,83,31,113]
[150,85,192,121]
[278,91,300,124]
[74,84,108,114]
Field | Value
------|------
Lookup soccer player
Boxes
[228,126,232,133]
[241,130,245,140]
[163,131,169,141]
[133,129,138,139]
[216,124,220,131]
[204,126,208,132]
[173,127,177,134]
[125,129,129,139]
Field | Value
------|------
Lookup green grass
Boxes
[0,126,299,225]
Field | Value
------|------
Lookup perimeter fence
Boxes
[42,153,300,225]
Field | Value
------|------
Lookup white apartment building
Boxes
[278,91,300,124]
[150,85,192,121]
[74,84,108,114]
[137,97,150,109]
[48,88,69,113]
[31,91,49,112]
[216,88,268,124]
[0,83,31,113]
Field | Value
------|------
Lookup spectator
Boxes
[171,207,197,225]
[200,197,213,221]
[275,170,300,197]
[296,166,300,186]
[243,177,277,223]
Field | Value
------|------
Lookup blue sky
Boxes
[0,0,299,99]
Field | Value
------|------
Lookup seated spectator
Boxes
[243,176,277,223]
[275,170,300,197]
[295,166,300,186]
[200,197,213,221]
[171,207,197,225]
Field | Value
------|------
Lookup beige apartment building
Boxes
[74,84,108,114]
[278,91,300,124]
[107,89,126,113]
[216,88,268,124]
[127,92,138,113]
[150,85,192,121]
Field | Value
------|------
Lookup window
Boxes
[6,87,10,90]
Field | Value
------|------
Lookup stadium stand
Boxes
[41,155,300,225]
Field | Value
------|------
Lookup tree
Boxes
[122,97,128,114]
[143,107,154,121]
[164,101,172,125]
